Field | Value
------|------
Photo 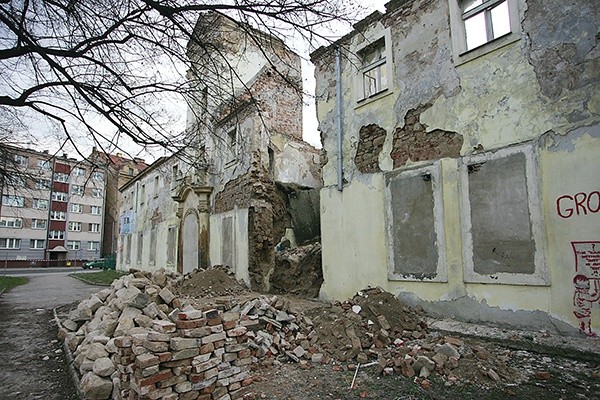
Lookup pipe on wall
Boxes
[335,46,344,192]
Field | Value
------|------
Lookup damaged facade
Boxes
[311,0,600,335]
[117,13,322,294]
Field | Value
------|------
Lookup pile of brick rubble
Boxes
[57,268,517,399]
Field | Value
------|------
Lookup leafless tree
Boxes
[0,0,362,166]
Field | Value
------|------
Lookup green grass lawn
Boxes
[0,276,29,292]
[70,269,128,285]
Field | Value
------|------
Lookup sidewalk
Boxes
[429,318,600,362]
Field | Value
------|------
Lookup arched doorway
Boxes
[182,212,199,274]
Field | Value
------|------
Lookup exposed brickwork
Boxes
[355,124,387,173]
[391,106,463,168]
[214,154,288,292]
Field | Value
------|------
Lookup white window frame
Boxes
[88,241,100,251]
[37,159,51,170]
[72,167,86,177]
[385,162,447,282]
[14,154,28,167]
[35,179,51,190]
[70,203,83,213]
[0,217,23,228]
[54,172,69,183]
[449,0,520,65]
[89,223,101,233]
[69,221,82,232]
[460,143,548,285]
[67,240,81,250]
[71,185,84,196]
[90,206,101,215]
[2,195,25,207]
[50,210,66,221]
[91,171,104,181]
[30,239,45,249]
[0,238,21,249]
[52,191,68,202]
[91,188,103,198]
[49,230,65,240]
[32,198,48,210]
[353,28,394,106]
[32,219,47,229]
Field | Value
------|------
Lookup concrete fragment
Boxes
[80,371,113,400]
[92,357,116,377]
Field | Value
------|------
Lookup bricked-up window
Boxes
[137,232,143,265]
[359,39,387,100]
[166,226,176,265]
[149,228,157,265]
[385,163,447,282]
[460,144,548,285]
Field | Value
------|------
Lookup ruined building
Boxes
[117,13,322,293]
[311,0,600,335]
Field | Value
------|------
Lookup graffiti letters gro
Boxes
[572,241,600,337]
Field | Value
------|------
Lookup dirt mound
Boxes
[271,242,323,298]
[173,265,249,297]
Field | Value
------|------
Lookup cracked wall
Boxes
[312,0,600,334]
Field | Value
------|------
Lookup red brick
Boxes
[136,369,173,387]
[176,319,207,329]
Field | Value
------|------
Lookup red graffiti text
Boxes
[556,191,600,219]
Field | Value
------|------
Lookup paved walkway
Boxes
[0,273,101,399]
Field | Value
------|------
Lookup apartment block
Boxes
[0,145,107,265]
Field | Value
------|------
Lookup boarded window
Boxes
[386,164,446,281]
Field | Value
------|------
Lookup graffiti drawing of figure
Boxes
[573,274,600,337]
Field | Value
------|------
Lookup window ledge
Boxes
[455,32,520,66]
[355,89,394,109]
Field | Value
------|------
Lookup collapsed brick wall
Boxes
[391,106,463,169]
[355,124,387,173]
[213,158,288,292]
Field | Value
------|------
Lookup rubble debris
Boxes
[57,268,538,399]
[270,242,323,298]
